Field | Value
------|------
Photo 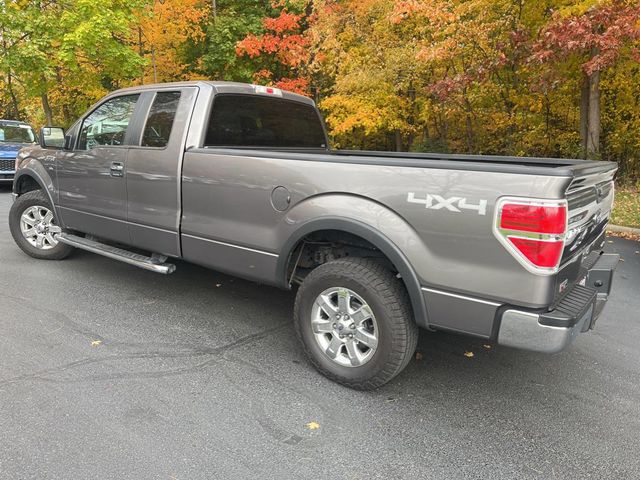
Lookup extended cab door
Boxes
[56,94,141,244]
[125,87,198,257]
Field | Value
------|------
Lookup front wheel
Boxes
[294,258,418,390]
[9,190,74,260]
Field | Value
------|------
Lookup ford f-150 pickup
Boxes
[9,81,619,389]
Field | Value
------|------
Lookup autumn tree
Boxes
[236,1,311,94]
[390,0,565,155]
[136,0,208,84]
[197,0,277,82]
[532,1,640,158]
[307,0,431,150]
[0,0,146,126]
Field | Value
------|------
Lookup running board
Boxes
[56,233,176,274]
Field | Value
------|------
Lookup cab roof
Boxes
[111,81,316,107]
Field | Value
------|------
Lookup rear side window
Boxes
[205,94,327,148]
[142,91,181,148]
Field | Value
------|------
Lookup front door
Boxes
[56,94,140,244]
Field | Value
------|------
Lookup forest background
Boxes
[1,0,639,187]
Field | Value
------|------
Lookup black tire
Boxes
[9,190,75,260]
[294,257,418,390]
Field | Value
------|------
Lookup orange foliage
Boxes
[236,6,311,94]
[137,0,208,83]
[236,10,309,67]
[273,77,309,95]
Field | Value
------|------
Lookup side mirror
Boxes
[40,127,66,149]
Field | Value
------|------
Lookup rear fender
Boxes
[276,194,431,328]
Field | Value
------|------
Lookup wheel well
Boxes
[281,223,429,328]
[15,175,41,195]
[286,229,394,285]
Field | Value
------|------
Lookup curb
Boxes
[607,224,640,235]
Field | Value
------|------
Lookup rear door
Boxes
[56,94,140,244]
[124,87,198,256]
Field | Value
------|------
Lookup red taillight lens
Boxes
[500,204,566,234]
[495,199,568,273]
[507,237,564,269]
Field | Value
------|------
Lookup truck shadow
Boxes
[16,249,590,391]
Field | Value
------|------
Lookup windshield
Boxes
[0,124,37,144]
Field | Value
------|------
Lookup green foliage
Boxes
[201,14,262,82]
[1,0,146,126]
[197,0,275,82]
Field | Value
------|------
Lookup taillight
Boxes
[494,198,568,274]
[500,203,566,234]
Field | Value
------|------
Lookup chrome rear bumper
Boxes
[497,253,619,353]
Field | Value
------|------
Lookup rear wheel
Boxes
[9,190,74,260]
[294,258,418,390]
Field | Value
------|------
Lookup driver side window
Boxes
[77,94,140,150]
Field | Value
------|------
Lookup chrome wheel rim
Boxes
[20,205,61,250]
[311,287,379,367]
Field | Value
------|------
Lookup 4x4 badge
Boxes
[407,192,487,216]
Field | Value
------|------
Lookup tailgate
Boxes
[562,164,617,265]
[553,162,617,303]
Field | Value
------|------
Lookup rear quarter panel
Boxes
[181,150,572,310]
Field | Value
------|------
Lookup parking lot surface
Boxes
[1,186,639,479]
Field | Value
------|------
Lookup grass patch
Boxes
[612,187,640,229]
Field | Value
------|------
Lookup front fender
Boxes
[276,193,431,328]
[13,151,61,226]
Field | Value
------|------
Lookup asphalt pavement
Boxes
[1,186,639,480]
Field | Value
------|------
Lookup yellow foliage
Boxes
[136,0,208,83]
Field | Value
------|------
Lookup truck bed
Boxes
[197,146,618,178]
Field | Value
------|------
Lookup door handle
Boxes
[110,162,124,177]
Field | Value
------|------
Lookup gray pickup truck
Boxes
[9,81,619,389]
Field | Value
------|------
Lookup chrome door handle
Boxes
[110,162,124,177]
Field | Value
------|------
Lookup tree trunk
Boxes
[7,71,20,118]
[151,47,158,83]
[41,93,53,126]
[406,84,416,151]
[138,26,145,85]
[587,69,600,158]
[463,92,474,153]
[465,113,473,153]
[579,73,589,158]
[394,130,403,152]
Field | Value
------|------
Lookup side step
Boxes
[56,233,176,274]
